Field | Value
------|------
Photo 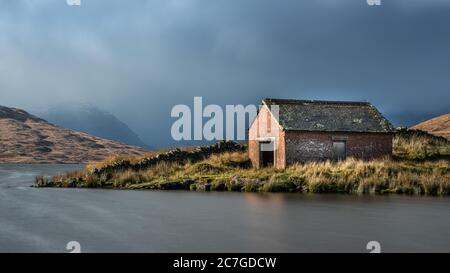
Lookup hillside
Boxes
[412,114,450,140]
[0,105,147,163]
[40,104,151,149]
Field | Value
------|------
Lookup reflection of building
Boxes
[248,98,394,169]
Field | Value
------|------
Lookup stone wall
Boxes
[91,141,245,176]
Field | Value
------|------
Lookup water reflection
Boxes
[1,165,450,253]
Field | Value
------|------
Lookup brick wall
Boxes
[277,130,286,169]
[249,107,393,168]
[248,106,285,169]
[284,131,393,164]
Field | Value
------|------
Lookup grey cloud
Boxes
[0,0,449,147]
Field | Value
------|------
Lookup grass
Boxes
[394,128,450,160]
[35,129,450,196]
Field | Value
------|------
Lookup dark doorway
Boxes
[260,141,275,167]
[332,141,346,160]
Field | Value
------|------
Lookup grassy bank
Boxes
[394,128,450,160]
[35,129,450,196]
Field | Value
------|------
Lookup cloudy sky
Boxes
[0,0,449,147]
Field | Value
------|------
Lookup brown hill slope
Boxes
[0,105,147,163]
[412,114,450,140]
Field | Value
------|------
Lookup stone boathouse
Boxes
[248,98,395,169]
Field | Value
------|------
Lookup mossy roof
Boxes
[263,98,394,133]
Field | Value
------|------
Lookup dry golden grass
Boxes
[36,150,450,196]
[85,146,199,171]
[35,131,450,195]
[393,131,450,160]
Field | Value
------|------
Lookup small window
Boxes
[333,141,346,160]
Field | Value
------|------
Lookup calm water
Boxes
[0,164,449,253]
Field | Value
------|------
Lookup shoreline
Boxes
[34,158,450,196]
[31,183,450,199]
[32,132,450,196]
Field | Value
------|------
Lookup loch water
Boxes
[1,164,449,252]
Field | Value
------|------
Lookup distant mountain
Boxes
[412,114,450,140]
[0,105,147,163]
[40,104,151,149]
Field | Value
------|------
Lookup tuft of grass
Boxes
[394,128,450,160]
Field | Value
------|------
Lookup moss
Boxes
[159,181,186,190]
[128,181,160,190]
[190,163,226,174]
[225,177,245,191]
[242,183,259,192]
[261,180,297,192]
[210,180,226,191]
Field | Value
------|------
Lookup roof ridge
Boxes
[263,98,371,106]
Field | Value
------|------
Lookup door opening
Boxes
[332,141,346,160]
[260,141,275,167]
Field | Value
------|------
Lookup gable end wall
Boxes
[248,106,286,169]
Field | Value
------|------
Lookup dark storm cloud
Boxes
[0,0,449,147]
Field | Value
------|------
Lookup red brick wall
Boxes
[284,131,393,164]
[248,139,260,168]
[277,130,286,169]
[249,108,392,168]
[248,106,285,169]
